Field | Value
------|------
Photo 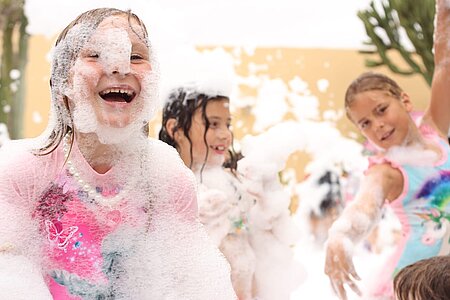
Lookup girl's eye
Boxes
[378,106,388,114]
[209,121,219,128]
[360,120,370,129]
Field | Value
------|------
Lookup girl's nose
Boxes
[100,51,131,76]
[111,63,131,76]
[217,127,232,141]
[373,118,385,129]
[99,29,132,76]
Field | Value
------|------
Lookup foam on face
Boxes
[94,27,132,75]
[65,23,158,145]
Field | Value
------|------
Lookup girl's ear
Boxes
[400,92,413,112]
[165,118,180,141]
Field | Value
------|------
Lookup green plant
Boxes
[358,0,435,86]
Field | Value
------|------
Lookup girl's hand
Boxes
[324,238,361,300]
[198,188,231,219]
[323,164,397,299]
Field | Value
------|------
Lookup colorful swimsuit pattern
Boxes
[372,137,450,297]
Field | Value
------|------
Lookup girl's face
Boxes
[348,90,414,150]
[177,98,232,169]
[67,14,152,131]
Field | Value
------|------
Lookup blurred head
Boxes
[393,256,450,300]
[159,87,233,172]
[345,72,415,150]
[39,8,157,153]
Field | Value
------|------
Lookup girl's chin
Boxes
[200,156,225,167]
[99,116,132,128]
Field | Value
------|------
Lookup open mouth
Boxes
[380,128,395,141]
[99,88,136,103]
[211,145,227,152]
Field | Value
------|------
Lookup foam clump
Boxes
[0,254,52,300]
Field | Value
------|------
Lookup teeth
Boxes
[215,146,225,151]
[100,88,133,96]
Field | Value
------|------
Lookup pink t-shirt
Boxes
[0,138,198,299]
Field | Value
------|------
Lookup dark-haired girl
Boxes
[160,82,304,299]
[160,85,257,299]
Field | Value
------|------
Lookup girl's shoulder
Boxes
[365,157,405,202]
[147,138,184,164]
[366,154,400,171]
[0,138,62,179]
[0,139,61,203]
[146,137,195,183]
[0,139,41,171]
[366,154,404,186]
[417,114,449,142]
[365,159,401,177]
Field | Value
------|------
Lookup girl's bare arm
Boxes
[424,0,450,139]
[324,163,402,300]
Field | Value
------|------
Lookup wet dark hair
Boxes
[159,87,238,176]
[36,8,149,156]
[394,255,450,300]
[317,170,343,215]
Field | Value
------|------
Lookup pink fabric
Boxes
[0,138,199,299]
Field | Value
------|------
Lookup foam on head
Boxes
[38,9,160,150]
[64,20,158,145]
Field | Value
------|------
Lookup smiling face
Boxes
[348,90,416,150]
[177,98,232,169]
[64,14,156,142]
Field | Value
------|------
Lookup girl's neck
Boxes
[75,132,120,174]
[190,162,221,174]
[383,126,443,166]
[400,122,428,148]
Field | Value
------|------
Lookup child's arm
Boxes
[423,0,450,139]
[324,163,402,300]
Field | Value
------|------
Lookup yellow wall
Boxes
[24,37,431,182]
[24,36,430,140]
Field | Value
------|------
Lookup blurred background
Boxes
[0,1,438,298]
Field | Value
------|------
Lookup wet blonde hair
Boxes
[36,8,149,155]
[344,72,403,121]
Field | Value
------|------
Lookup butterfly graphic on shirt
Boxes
[45,220,79,250]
